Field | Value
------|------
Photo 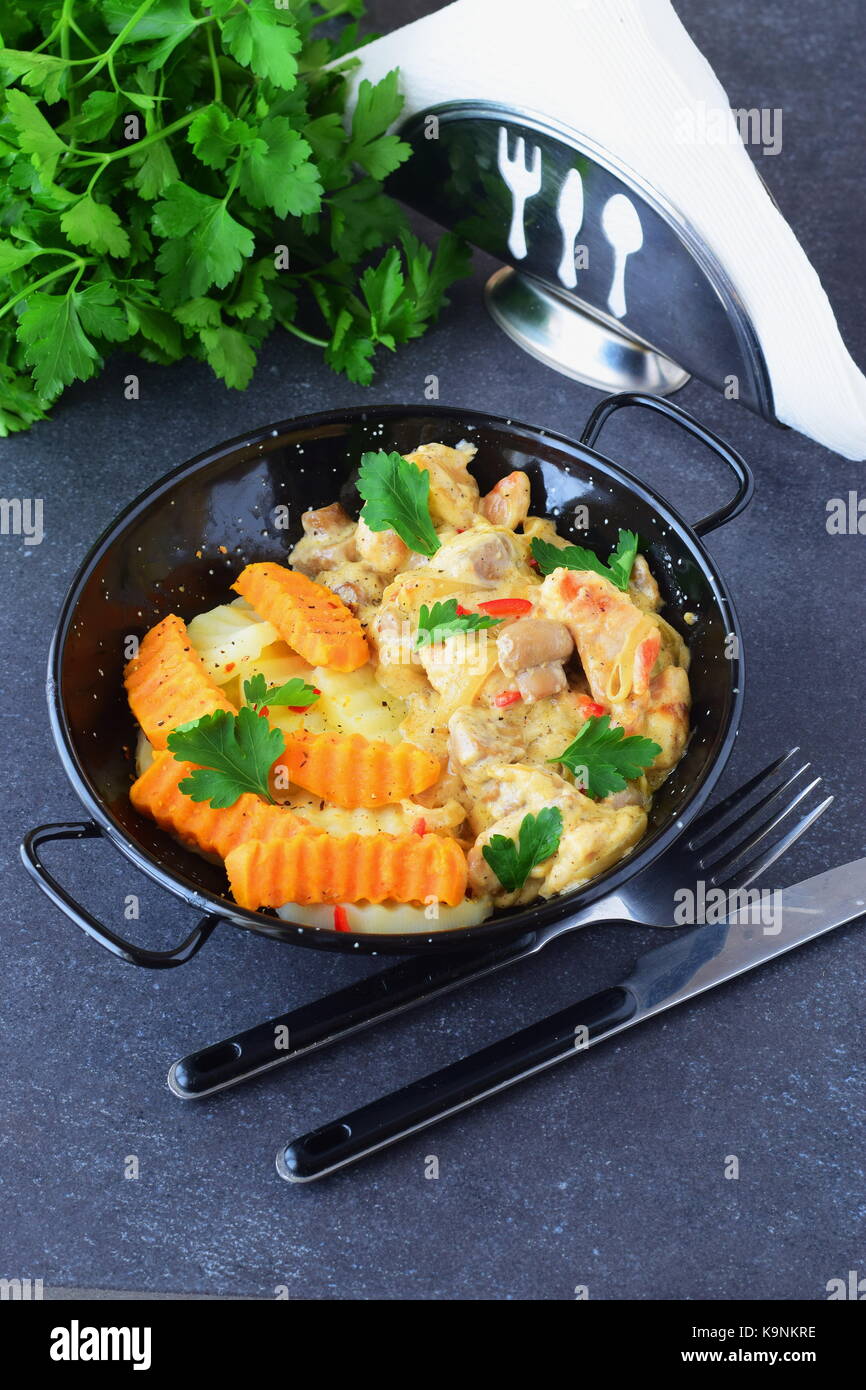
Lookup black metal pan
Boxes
[22,392,752,965]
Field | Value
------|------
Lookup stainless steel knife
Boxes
[277,858,866,1181]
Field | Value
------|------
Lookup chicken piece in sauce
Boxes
[425,525,526,588]
[403,442,480,530]
[464,762,646,907]
[355,515,410,578]
[289,503,358,576]
[541,569,661,708]
[481,471,531,530]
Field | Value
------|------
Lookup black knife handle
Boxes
[277,985,637,1181]
[169,932,539,1098]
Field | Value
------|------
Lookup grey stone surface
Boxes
[1,0,863,1301]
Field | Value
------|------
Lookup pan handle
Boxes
[20,821,220,968]
[579,391,754,536]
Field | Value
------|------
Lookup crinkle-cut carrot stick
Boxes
[232,562,369,672]
[225,832,468,910]
[130,751,317,859]
[279,731,441,808]
[124,614,236,748]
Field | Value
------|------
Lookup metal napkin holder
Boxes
[389,100,778,419]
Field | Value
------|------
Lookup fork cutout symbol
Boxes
[497,127,542,261]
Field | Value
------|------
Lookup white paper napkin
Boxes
[344,0,866,460]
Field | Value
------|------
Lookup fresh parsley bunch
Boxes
[0,1,470,435]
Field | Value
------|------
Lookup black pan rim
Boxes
[46,401,745,955]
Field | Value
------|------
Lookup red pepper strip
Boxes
[333,905,350,933]
[258,705,270,718]
[579,697,606,718]
[412,817,427,836]
[477,597,533,616]
[455,604,473,616]
[494,689,522,708]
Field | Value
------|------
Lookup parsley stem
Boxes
[69,17,101,57]
[30,15,64,54]
[206,24,222,103]
[20,246,83,263]
[108,113,196,160]
[0,258,92,321]
[85,158,111,197]
[75,1,219,82]
[222,159,242,204]
[310,1,357,23]
[68,112,196,166]
[60,1,76,120]
[281,321,329,348]
[79,0,158,82]
[107,51,122,97]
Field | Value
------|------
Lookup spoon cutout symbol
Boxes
[600,193,643,318]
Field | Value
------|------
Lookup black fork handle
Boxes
[169,931,540,1097]
[21,821,220,968]
[580,391,754,536]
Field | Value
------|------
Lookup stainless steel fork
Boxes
[168,751,832,1099]
[497,126,543,260]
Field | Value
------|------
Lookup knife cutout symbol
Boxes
[555,169,584,288]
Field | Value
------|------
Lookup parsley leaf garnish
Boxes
[531,529,639,590]
[166,706,284,809]
[550,714,660,799]
[243,672,320,710]
[605,530,641,590]
[482,808,564,893]
[357,449,441,557]
[414,599,504,648]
